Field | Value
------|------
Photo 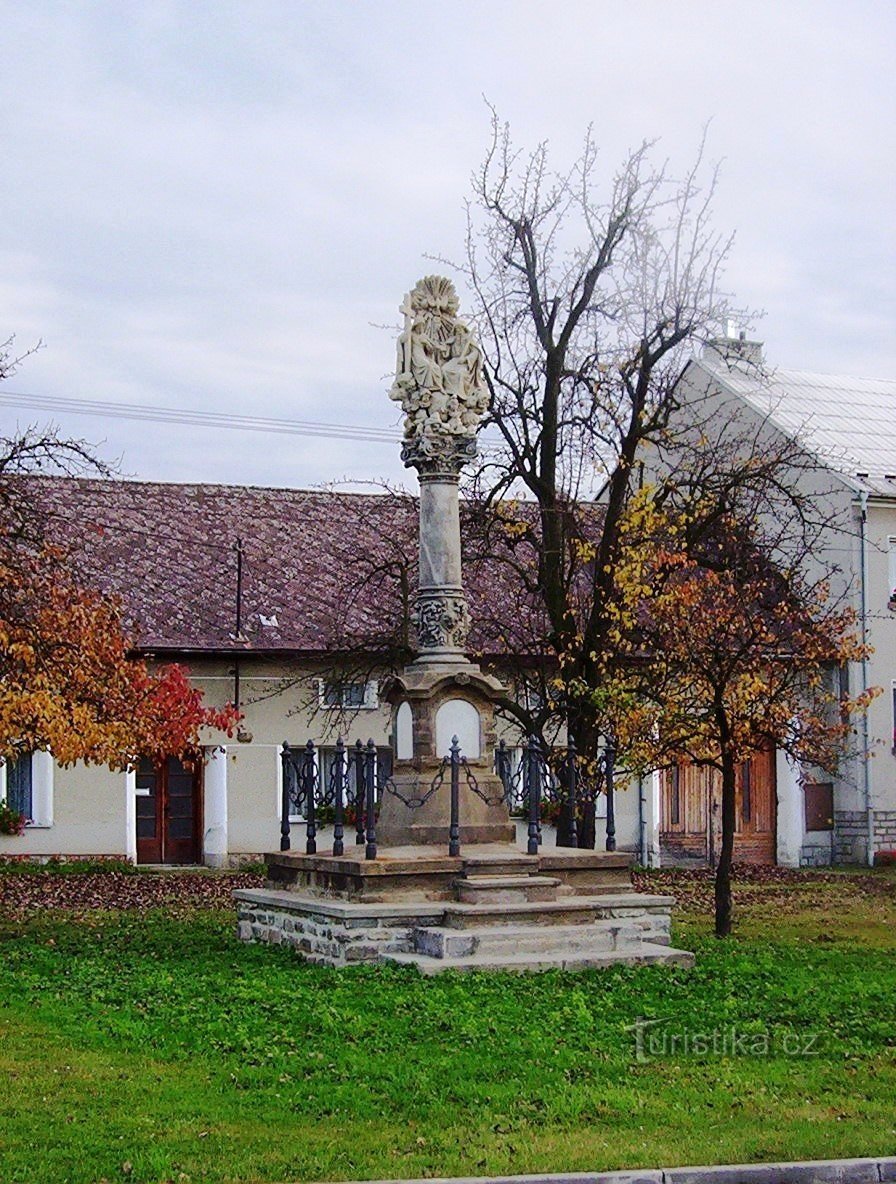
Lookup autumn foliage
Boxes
[593,489,877,934]
[0,542,239,770]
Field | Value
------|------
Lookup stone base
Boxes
[233,885,692,971]
[265,844,632,902]
[236,844,693,972]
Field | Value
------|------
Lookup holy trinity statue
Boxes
[389,276,488,462]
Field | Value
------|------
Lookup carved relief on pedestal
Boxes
[416,591,471,651]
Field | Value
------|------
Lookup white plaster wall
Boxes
[0,762,128,858]
[0,659,646,862]
[860,501,896,815]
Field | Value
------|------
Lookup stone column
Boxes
[377,275,514,848]
[406,441,474,665]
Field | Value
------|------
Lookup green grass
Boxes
[0,884,894,1183]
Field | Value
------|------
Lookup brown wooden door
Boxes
[136,756,201,865]
[660,748,776,865]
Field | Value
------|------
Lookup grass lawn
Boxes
[0,868,894,1183]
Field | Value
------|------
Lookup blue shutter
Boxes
[7,754,33,820]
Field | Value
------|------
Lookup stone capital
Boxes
[401,433,477,476]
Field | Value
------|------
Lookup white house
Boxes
[646,342,896,868]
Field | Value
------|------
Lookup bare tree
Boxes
[0,336,115,550]
[451,114,742,827]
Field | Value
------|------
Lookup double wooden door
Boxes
[660,747,777,865]
[136,755,202,865]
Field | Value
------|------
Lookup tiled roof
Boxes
[698,356,896,497]
[25,477,543,656]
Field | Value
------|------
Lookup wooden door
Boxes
[136,756,202,865]
[660,747,776,865]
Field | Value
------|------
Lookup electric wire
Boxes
[0,389,504,450]
[0,390,399,443]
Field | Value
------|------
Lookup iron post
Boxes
[364,738,377,860]
[605,741,617,852]
[448,735,461,857]
[303,739,317,855]
[354,739,365,846]
[333,736,345,857]
[280,741,292,851]
[527,735,541,856]
[495,738,511,805]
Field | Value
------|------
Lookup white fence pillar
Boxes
[204,746,228,867]
[776,749,803,868]
[125,766,137,863]
[640,770,662,868]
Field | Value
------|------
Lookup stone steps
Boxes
[441,892,675,929]
[383,945,694,975]
[379,886,689,974]
[453,873,562,903]
[242,846,690,973]
[412,920,655,959]
[460,856,540,877]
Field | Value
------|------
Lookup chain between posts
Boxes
[280,730,617,860]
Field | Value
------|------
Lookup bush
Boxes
[0,802,26,836]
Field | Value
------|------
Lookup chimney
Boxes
[703,322,764,368]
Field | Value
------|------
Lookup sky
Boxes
[1,0,894,491]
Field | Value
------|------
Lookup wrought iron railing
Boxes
[281,732,617,861]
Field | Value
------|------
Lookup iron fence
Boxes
[280,733,617,861]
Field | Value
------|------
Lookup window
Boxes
[804,782,834,832]
[317,680,378,710]
[280,744,394,822]
[0,751,53,827]
[6,754,32,819]
[319,745,393,806]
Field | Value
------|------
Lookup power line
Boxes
[0,389,506,451]
[0,390,399,444]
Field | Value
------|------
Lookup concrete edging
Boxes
[341,1157,896,1184]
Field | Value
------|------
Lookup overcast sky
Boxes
[2,1,894,491]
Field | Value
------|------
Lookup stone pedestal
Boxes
[378,663,515,847]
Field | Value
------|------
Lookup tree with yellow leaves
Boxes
[601,490,875,935]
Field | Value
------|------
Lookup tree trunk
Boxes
[577,801,596,850]
[714,748,737,937]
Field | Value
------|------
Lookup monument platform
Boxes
[235,843,694,973]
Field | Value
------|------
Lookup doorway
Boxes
[135,755,202,865]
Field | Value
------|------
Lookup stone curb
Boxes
[338,1157,896,1184]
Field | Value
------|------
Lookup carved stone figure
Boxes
[389,275,488,463]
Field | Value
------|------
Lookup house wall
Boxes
[834,497,896,863]
[0,658,643,864]
[645,359,896,868]
[0,760,129,860]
